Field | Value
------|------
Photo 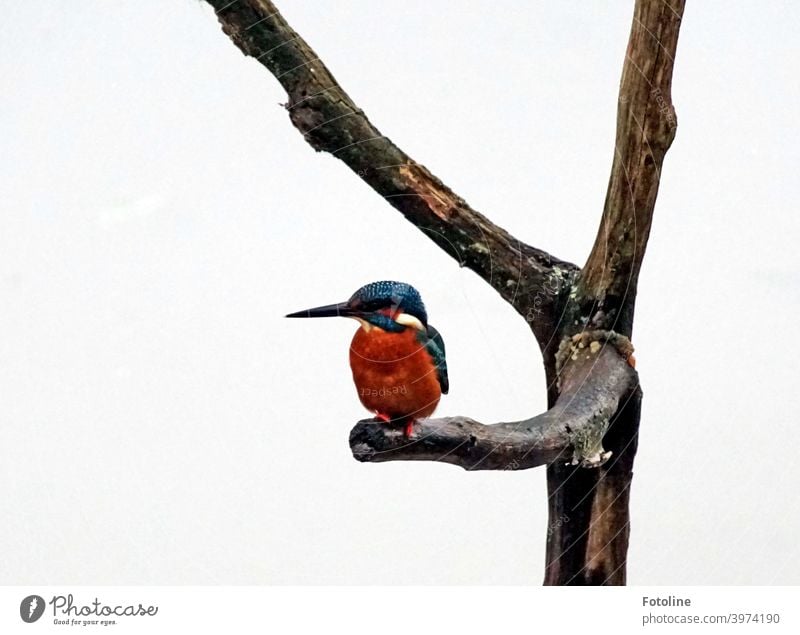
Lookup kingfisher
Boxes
[286,281,448,436]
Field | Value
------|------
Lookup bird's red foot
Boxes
[375,412,391,423]
[403,420,415,438]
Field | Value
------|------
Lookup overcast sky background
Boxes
[1,1,798,585]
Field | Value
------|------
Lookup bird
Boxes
[286,281,448,437]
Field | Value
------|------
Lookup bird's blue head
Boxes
[286,280,428,332]
[348,281,427,326]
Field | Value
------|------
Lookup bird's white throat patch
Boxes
[354,317,374,332]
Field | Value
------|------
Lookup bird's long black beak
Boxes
[285,301,355,319]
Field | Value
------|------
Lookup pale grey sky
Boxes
[1,1,798,584]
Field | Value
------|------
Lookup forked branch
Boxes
[205,0,684,586]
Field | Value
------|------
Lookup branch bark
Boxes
[206,0,575,347]
[577,0,683,336]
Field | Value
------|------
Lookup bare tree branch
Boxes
[205,0,576,346]
[577,0,684,336]
[350,343,637,471]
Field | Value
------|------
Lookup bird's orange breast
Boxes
[349,326,441,421]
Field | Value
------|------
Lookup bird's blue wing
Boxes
[422,323,449,394]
